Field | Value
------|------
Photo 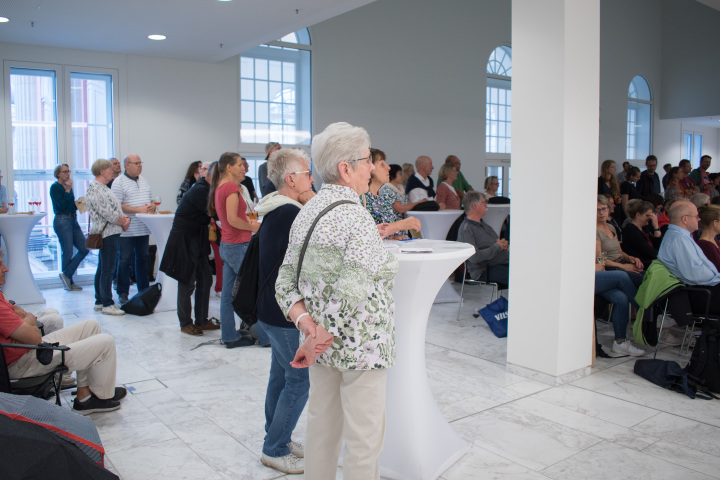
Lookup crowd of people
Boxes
[595,154,720,357]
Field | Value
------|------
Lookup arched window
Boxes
[240,29,311,146]
[486,46,512,154]
[627,75,652,161]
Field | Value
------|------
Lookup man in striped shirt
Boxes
[111,154,155,304]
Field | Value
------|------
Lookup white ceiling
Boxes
[0,0,376,63]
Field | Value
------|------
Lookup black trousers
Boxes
[176,252,212,328]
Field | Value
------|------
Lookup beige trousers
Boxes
[305,363,387,480]
[8,319,117,399]
[35,308,64,334]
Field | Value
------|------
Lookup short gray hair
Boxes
[268,148,309,190]
[690,193,710,209]
[464,190,487,213]
[92,159,111,176]
[311,122,370,184]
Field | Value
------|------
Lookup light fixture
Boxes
[148,34,166,41]
[217,0,233,2]
[0,17,9,23]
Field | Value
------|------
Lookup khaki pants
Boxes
[306,363,387,480]
[8,319,117,399]
[35,308,64,334]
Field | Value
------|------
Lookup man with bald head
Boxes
[106,157,122,189]
[406,155,438,204]
[658,200,720,313]
[111,154,155,304]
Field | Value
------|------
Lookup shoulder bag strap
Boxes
[296,200,355,286]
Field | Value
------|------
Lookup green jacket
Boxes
[633,260,684,345]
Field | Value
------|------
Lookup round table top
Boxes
[385,239,474,263]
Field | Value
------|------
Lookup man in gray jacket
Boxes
[457,191,509,285]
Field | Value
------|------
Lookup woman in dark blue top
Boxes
[50,164,88,291]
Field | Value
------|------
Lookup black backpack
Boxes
[231,218,281,327]
[685,320,720,394]
[634,359,716,400]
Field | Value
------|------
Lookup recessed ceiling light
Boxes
[148,34,166,41]
[217,0,233,2]
[0,17,9,23]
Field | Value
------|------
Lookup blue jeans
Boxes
[95,234,120,307]
[117,235,149,296]
[219,241,249,343]
[595,271,639,340]
[260,322,309,457]
[53,215,89,282]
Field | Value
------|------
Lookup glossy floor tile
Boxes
[16,283,720,480]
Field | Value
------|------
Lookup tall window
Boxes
[486,46,512,154]
[683,132,703,168]
[8,64,116,280]
[627,76,652,161]
[240,29,311,147]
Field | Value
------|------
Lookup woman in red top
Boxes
[435,163,461,210]
[697,205,720,271]
[208,152,260,348]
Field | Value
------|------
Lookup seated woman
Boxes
[596,195,644,286]
[435,164,461,210]
[664,167,682,202]
[379,164,427,222]
[620,166,642,218]
[484,175,499,198]
[622,200,661,270]
[697,205,720,271]
[595,261,645,357]
[401,163,414,188]
[362,149,421,239]
[600,193,623,242]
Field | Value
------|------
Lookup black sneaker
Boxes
[73,395,121,415]
[113,386,128,401]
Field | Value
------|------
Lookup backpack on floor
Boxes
[120,283,162,316]
[634,359,716,400]
[684,320,720,394]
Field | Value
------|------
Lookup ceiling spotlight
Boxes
[148,34,166,41]
[217,0,233,2]
[0,17,9,23]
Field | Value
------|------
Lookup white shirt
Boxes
[111,174,153,237]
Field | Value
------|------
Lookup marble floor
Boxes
[18,281,720,480]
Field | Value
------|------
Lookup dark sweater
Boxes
[621,223,659,270]
[405,174,435,198]
[257,204,300,328]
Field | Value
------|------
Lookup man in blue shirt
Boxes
[658,200,720,313]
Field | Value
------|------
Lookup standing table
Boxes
[136,213,175,312]
[406,210,465,304]
[379,240,474,479]
[0,213,47,305]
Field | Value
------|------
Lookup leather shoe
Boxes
[181,324,203,336]
[112,387,128,401]
[197,320,220,331]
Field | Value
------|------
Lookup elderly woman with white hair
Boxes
[254,148,316,474]
[275,122,399,480]
[85,159,130,316]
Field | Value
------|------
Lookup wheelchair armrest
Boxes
[0,343,70,351]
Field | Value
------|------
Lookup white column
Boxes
[507,0,600,381]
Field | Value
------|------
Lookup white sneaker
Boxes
[260,453,303,474]
[659,330,682,346]
[102,304,125,316]
[612,340,645,357]
[287,440,304,458]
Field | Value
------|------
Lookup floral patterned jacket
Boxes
[275,183,399,370]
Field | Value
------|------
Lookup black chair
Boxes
[0,342,70,406]
[457,263,508,321]
[653,286,718,359]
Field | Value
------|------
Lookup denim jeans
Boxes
[117,235,149,296]
[94,234,120,307]
[260,322,309,457]
[595,270,639,340]
[53,215,89,282]
[219,241,248,343]
[177,242,211,328]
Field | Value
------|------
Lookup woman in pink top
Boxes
[208,152,260,348]
[435,163,460,210]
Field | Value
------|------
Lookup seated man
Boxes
[0,251,126,414]
[657,200,720,314]
[457,191,509,285]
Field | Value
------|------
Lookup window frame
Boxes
[626,75,652,162]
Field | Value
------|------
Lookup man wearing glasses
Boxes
[658,200,720,314]
[111,154,155,304]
